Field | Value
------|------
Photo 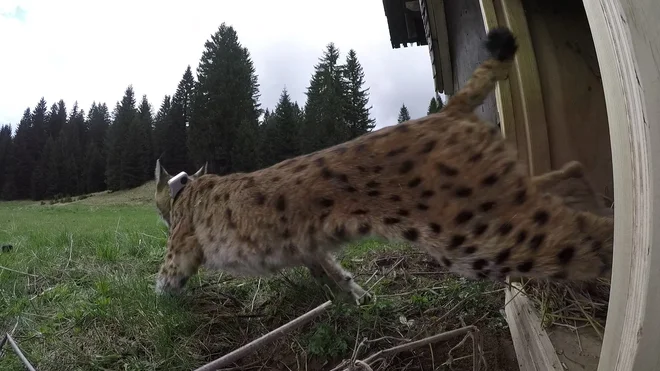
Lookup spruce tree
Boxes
[59,103,85,195]
[153,95,171,164]
[85,102,110,191]
[12,108,33,199]
[87,102,110,149]
[257,108,275,167]
[120,117,145,188]
[47,100,67,139]
[231,119,260,172]
[0,125,12,197]
[105,85,137,191]
[0,126,16,200]
[300,43,348,154]
[31,152,48,200]
[137,95,154,181]
[168,67,195,173]
[343,49,375,139]
[397,104,411,123]
[179,65,195,125]
[31,97,48,158]
[40,137,60,198]
[71,102,87,192]
[84,141,105,192]
[427,96,443,114]
[189,23,261,174]
[269,88,301,164]
[29,98,49,199]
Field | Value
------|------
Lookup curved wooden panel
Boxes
[582,0,660,370]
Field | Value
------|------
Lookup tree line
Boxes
[0,23,441,201]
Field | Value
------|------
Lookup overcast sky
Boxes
[0,0,438,132]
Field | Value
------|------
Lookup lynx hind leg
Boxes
[314,253,372,305]
[532,160,585,191]
[532,161,612,216]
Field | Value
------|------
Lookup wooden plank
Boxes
[504,282,563,371]
[523,0,613,201]
[581,1,660,370]
[419,0,453,95]
[426,0,454,95]
[443,0,499,124]
[497,0,552,176]
[419,0,444,93]
[478,0,519,152]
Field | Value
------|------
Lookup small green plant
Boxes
[305,322,350,359]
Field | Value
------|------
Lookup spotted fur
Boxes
[153,27,613,304]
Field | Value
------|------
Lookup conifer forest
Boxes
[0,23,443,201]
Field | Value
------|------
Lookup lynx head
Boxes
[154,158,208,228]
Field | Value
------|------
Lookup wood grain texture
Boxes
[504,282,563,371]
[478,0,520,158]
[444,0,499,124]
[582,0,660,370]
[498,0,552,176]
[523,0,613,201]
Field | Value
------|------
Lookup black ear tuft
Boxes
[485,27,518,61]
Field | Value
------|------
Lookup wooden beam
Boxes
[497,0,552,176]
[504,282,564,371]
[478,0,519,151]
[581,0,660,370]
[418,0,443,92]
[419,0,453,95]
[427,0,453,95]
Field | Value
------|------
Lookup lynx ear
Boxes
[191,162,208,178]
[155,158,172,189]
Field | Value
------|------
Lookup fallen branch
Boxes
[194,300,333,371]
[5,334,37,371]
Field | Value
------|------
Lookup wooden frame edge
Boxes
[497,0,552,176]
[478,0,518,148]
[582,0,660,370]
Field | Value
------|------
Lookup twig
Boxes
[338,325,478,371]
[367,257,405,292]
[411,295,473,339]
[5,334,37,371]
[363,271,379,286]
[65,233,73,270]
[194,300,332,371]
[29,286,55,301]
[250,278,262,313]
[0,265,39,277]
[568,288,603,339]
[353,360,374,371]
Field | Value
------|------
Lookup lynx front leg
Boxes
[317,253,372,305]
[155,225,204,295]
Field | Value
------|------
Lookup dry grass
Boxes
[519,278,610,338]
[522,196,613,339]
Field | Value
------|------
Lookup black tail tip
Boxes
[485,27,518,61]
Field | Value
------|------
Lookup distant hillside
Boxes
[49,181,156,207]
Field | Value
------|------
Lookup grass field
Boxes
[0,183,518,370]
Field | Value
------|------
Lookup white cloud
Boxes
[0,0,436,131]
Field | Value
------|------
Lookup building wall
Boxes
[443,0,498,124]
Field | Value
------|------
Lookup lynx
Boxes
[153,27,613,304]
